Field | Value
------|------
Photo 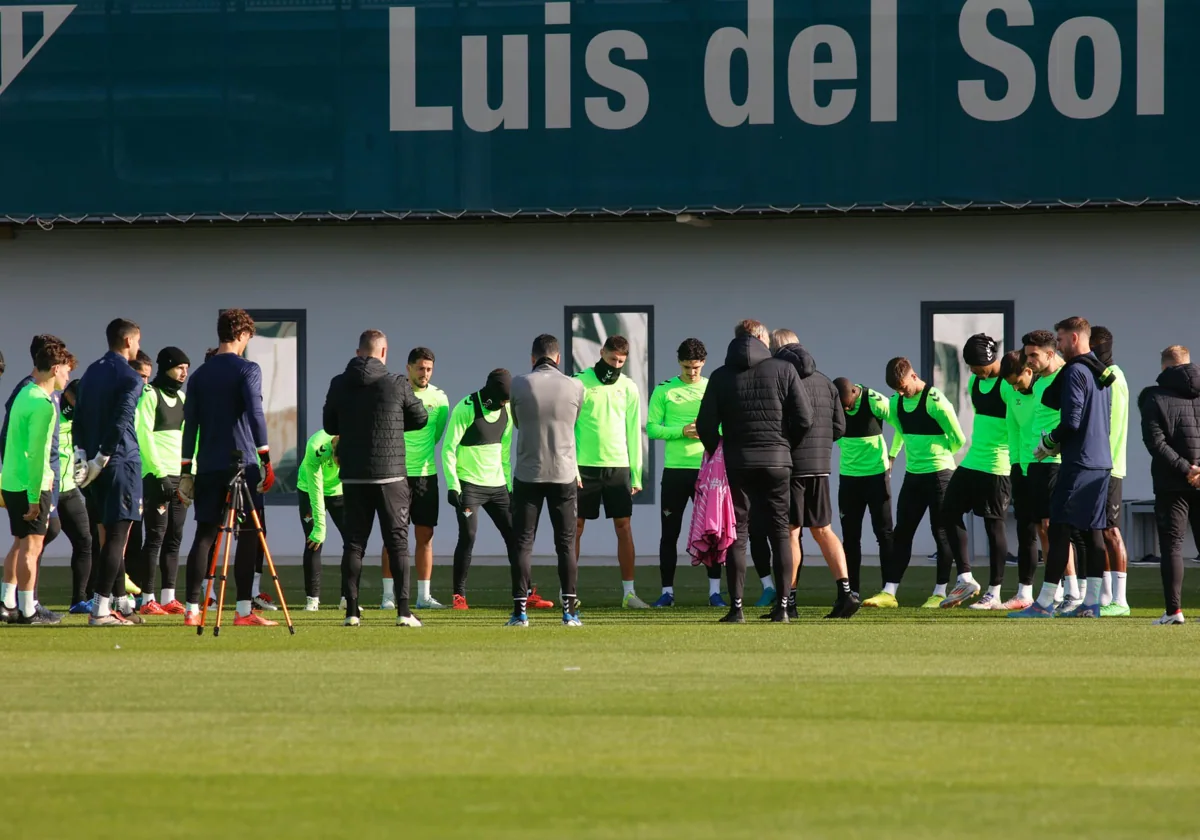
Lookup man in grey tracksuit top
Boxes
[510,334,585,623]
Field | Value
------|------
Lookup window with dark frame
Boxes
[238,309,307,505]
[920,300,1015,463]
[564,305,656,505]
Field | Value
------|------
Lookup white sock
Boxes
[185,602,199,615]
[383,577,395,600]
[236,600,252,618]
[96,595,112,617]
[417,579,431,601]
[1055,583,1064,602]
[708,578,721,596]
[882,582,898,596]
[760,574,775,591]
[622,579,636,597]
[143,592,156,604]
[117,595,132,614]
[933,583,947,597]
[1114,571,1128,607]
[306,596,319,607]
[17,590,35,618]
[161,588,175,604]
[1065,575,1080,600]
[1036,582,1058,609]
[957,572,977,585]
[1017,583,1033,601]
[252,573,262,598]
[1101,571,1113,606]
[662,586,674,597]
[0,582,15,609]
[987,584,1002,598]
[1084,577,1103,607]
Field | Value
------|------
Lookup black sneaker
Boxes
[15,609,59,625]
[33,604,62,625]
[825,591,862,619]
[0,604,18,624]
[718,608,745,624]
[768,606,790,623]
[787,601,798,620]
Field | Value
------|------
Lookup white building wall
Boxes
[2,212,1195,561]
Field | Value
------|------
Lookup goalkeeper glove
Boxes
[257,447,275,493]
[79,453,109,488]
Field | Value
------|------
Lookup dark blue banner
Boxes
[0,0,1186,218]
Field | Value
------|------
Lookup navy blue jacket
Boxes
[182,352,268,474]
[1053,353,1112,471]
[76,351,142,467]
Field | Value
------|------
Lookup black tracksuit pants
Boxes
[659,468,722,588]
[454,483,517,597]
[838,472,894,596]
[139,475,185,598]
[300,492,346,599]
[511,479,577,610]
[888,470,955,587]
[726,466,791,611]
[1155,489,1200,614]
[58,488,93,605]
[341,481,411,617]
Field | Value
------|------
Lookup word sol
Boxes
[389,3,647,132]
[959,0,1165,121]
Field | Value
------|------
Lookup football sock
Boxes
[708,578,721,596]
[417,579,431,601]
[1017,583,1033,601]
[662,586,674,597]
[622,579,635,597]
[1036,582,1058,609]
[1101,571,1113,606]
[882,582,899,596]
[760,574,775,591]
[932,583,947,597]
[17,590,35,618]
[0,582,15,609]
[1084,577,1103,607]
[1114,572,1128,607]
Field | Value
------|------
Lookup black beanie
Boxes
[963,334,998,367]
[480,369,512,410]
[157,346,191,370]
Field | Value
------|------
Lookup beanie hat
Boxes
[963,334,998,367]
[480,369,512,410]
[156,346,191,370]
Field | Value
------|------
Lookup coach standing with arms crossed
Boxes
[697,320,812,624]
[324,330,428,627]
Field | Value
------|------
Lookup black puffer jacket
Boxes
[697,336,813,471]
[1139,363,1200,492]
[774,343,845,476]
[323,356,428,481]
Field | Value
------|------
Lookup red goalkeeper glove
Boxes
[257,448,275,493]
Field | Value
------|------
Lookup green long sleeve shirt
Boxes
[136,385,185,479]
[837,387,892,477]
[441,394,513,493]
[1031,368,1063,465]
[1,382,56,502]
[887,387,966,474]
[296,430,342,544]
[404,385,448,478]
[1005,386,1038,475]
[959,375,1013,476]
[1107,364,1129,479]
[574,368,643,489]
[59,412,77,494]
[647,376,707,470]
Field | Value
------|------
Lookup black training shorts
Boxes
[1025,462,1060,522]
[1106,476,1123,530]
[3,489,52,538]
[944,466,1012,520]
[790,475,833,529]
[407,475,440,529]
[578,466,634,520]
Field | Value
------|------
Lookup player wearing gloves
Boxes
[648,339,722,607]
[57,380,96,614]
[178,309,276,627]
[0,343,73,624]
[1012,317,1113,619]
[75,319,146,626]
[442,369,516,610]
[574,335,646,608]
[297,430,344,611]
[134,347,189,615]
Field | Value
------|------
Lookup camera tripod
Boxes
[198,459,295,636]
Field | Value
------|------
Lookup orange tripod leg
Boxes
[212,506,236,637]
[198,499,234,634]
[247,507,295,634]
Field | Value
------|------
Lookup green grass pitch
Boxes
[3,563,1199,839]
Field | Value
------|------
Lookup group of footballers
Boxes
[0,308,1186,626]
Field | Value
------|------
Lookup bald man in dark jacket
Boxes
[697,322,811,623]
